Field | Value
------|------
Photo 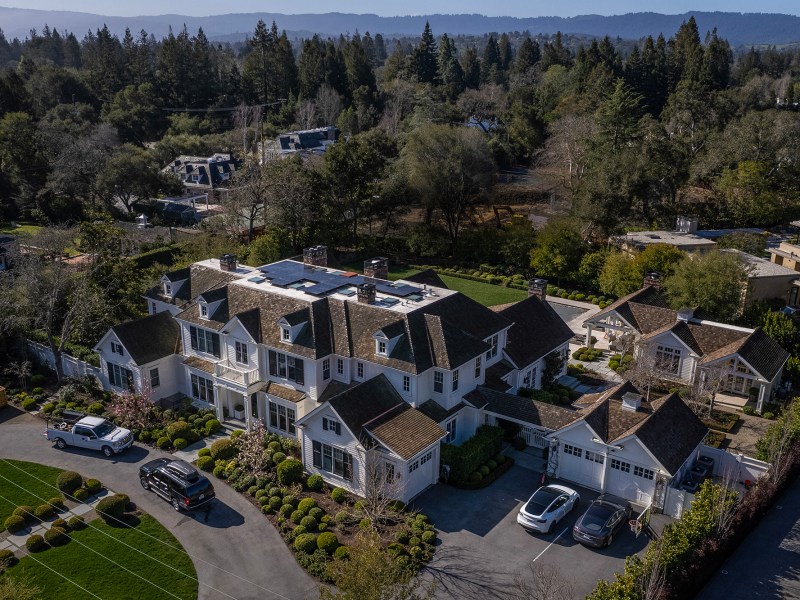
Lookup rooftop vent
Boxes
[528,278,547,302]
[219,253,238,272]
[303,245,328,268]
[357,283,376,304]
[621,392,643,412]
[364,257,389,281]
[677,307,694,322]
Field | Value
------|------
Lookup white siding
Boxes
[138,354,183,401]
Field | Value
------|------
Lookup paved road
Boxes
[0,407,318,600]
[701,474,800,600]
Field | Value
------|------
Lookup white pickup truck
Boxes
[44,414,133,457]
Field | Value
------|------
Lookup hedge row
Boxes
[440,425,503,484]
[131,244,185,269]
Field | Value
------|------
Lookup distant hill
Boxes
[1,7,799,46]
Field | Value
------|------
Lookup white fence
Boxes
[26,340,103,383]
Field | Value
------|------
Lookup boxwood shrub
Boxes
[0,548,18,570]
[173,438,188,450]
[72,488,89,501]
[198,447,211,457]
[440,425,503,483]
[13,506,34,524]
[34,504,55,520]
[316,531,339,554]
[330,487,347,503]
[68,515,86,530]
[196,456,215,471]
[4,514,26,533]
[26,534,47,552]
[294,533,318,554]
[306,474,324,491]
[44,526,70,546]
[56,471,83,495]
[84,479,102,495]
[297,498,317,515]
[96,494,127,523]
[300,515,317,530]
[210,438,236,460]
[156,437,171,450]
[277,459,303,485]
[334,545,349,560]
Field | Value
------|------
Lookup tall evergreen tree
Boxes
[499,33,513,71]
[481,35,501,83]
[298,35,325,98]
[437,33,464,97]
[411,21,438,84]
[461,46,481,89]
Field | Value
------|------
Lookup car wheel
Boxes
[102,446,114,457]
[140,477,150,490]
[545,521,554,535]
[606,534,613,547]
[55,438,66,449]
[171,498,181,511]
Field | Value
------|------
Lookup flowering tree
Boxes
[234,420,268,476]
[107,389,154,430]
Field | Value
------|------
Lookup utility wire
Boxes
[17,549,106,600]
[0,458,295,600]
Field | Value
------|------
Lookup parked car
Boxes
[517,484,580,534]
[139,458,215,511]
[44,414,133,457]
[572,494,632,548]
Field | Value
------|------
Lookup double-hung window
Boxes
[268,350,305,385]
[312,441,353,480]
[474,356,482,378]
[356,362,364,379]
[108,362,133,390]
[486,334,499,359]
[452,369,459,391]
[322,358,330,380]
[336,358,344,376]
[402,375,410,393]
[268,401,296,434]
[444,418,457,443]
[190,326,220,357]
[190,373,214,404]
[433,371,444,393]
[149,367,160,388]
[377,340,387,355]
[281,327,291,342]
[235,341,248,365]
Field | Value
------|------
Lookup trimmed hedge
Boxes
[306,474,324,491]
[56,471,83,495]
[317,531,339,554]
[96,494,127,523]
[330,487,347,503]
[44,526,70,546]
[0,548,18,570]
[34,504,55,520]
[68,515,86,530]
[4,514,26,533]
[196,456,215,471]
[210,438,236,460]
[294,533,318,554]
[73,488,89,501]
[13,506,35,524]
[440,425,503,483]
[297,498,317,515]
[84,479,102,495]
[277,459,303,485]
[26,534,47,552]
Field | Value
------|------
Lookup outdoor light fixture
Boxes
[592,437,624,451]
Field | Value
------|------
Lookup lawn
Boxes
[8,514,198,600]
[0,222,43,237]
[437,274,527,307]
[0,459,64,522]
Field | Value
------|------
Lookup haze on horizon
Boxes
[6,0,800,18]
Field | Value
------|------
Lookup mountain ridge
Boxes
[1,7,799,46]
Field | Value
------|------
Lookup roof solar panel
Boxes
[379,297,400,306]
[247,276,266,284]
[338,289,356,297]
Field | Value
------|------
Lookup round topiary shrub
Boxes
[318,523,328,532]
[330,487,347,503]
[308,507,324,521]
[87,402,104,415]
[468,471,482,483]
[359,518,371,530]
[166,420,193,442]
[255,489,269,499]
[156,437,171,450]
[316,531,339,554]
[279,504,294,518]
[44,526,69,547]
[421,530,436,544]
[267,440,282,452]
[763,412,776,420]
[26,534,47,553]
[13,506,34,523]
[210,438,236,460]
[394,530,410,544]
[212,465,226,478]
[290,510,304,524]
[335,511,349,524]
[306,474,324,491]
[334,545,350,560]
[409,536,421,548]
[415,514,429,523]
[96,494,127,523]
[72,488,89,502]
[205,419,222,436]
[34,504,55,521]
[84,479,102,495]
[269,496,283,511]
[4,514,26,533]
[294,533,318,554]
[291,526,307,538]
[173,438,188,450]
[68,515,86,530]
[41,402,56,414]
[353,501,364,512]
[486,459,498,470]
[247,486,259,497]
[21,397,37,411]
[51,518,69,531]
[479,465,490,476]
[138,431,152,443]
[198,447,211,457]
[300,515,317,530]
[47,496,64,510]
[259,496,271,507]
[387,542,406,557]
[409,545,424,560]
[56,471,83,495]
[297,497,317,515]
[282,495,298,507]
[277,459,303,485]
[272,452,286,465]
[0,548,18,570]
[196,456,214,472]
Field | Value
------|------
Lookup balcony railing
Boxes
[215,360,260,387]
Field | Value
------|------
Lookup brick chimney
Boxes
[303,245,328,268]
[644,272,662,291]
[528,279,547,302]
[364,257,389,280]
[357,283,376,304]
[219,253,238,272]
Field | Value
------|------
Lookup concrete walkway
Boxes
[0,407,317,600]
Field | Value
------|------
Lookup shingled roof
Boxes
[700,327,789,381]
[404,269,449,289]
[464,386,578,430]
[325,375,446,459]
[494,295,574,368]
[145,264,238,309]
[110,311,181,365]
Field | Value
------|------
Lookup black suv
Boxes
[139,458,215,511]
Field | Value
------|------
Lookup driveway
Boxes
[700,474,800,600]
[0,407,317,600]
[414,464,663,599]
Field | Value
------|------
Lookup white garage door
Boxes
[559,444,604,491]
[606,458,656,504]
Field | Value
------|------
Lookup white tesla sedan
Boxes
[517,484,580,534]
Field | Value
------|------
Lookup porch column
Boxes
[585,324,594,348]
[756,383,767,415]
[213,385,224,421]
[243,392,252,431]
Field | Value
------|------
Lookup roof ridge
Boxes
[362,402,406,428]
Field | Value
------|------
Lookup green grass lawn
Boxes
[437,274,527,307]
[0,222,43,237]
[0,459,64,522]
[9,514,198,600]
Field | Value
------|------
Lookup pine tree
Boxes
[702,28,732,90]
[461,46,480,89]
[499,33,513,71]
[373,33,387,64]
[437,33,463,97]
[411,21,438,84]
[481,35,501,83]
[514,37,540,74]
[298,35,325,98]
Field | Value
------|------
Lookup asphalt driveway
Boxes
[413,464,658,599]
[0,407,317,600]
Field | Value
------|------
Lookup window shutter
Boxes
[190,326,198,351]
[334,421,341,435]
[295,358,304,385]
[268,351,277,377]
[322,417,328,431]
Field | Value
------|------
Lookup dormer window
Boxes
[110,341,124,356]
[164,283,172,296]
[199,303,208,319]
[377,340,387,355]
[281,327,291,342]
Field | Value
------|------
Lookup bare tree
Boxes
[297,99,319,130]
[760,400,799,485]
[315,84,343,126]
[685,362,734,417]
[4,360,32,391]
[636,542,667,600]
[380,80,415,135]
[220,161,269,242]
[262,156,319,251]
[510,563,575,600]
[710,471,740,537]
[233,103,263,157]
[538,114,597,192]
[356,448,408,530]
[622,341,665,402]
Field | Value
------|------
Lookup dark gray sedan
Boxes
[572,494,632,548]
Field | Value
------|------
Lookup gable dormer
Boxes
[160,269,189,300]
[278,309,309,344]
[196,287,227,321]
[373,321,405,357]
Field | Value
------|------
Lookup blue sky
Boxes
[15,1,800,17]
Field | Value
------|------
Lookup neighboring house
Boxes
[0,235,18,271]
[466,115,501,134]
[163,153,240,201]
[93,311,183,402]
[262,126,338,160]
[769,241,800,307]
[547,382,708,509]
[583,285,790,412]
[615,216,718,254]
[94,247,574,500]
[722,248,800,307]
[296,375,446,504]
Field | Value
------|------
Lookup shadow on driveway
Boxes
[187,499,246,529]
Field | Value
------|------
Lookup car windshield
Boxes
[93,421,115,437]
[581,504,614,532]
[524,487,561,516]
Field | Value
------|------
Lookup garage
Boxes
[606,458,656,504]
[558,443,604,491]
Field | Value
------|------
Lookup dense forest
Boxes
[1,17,800,248]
